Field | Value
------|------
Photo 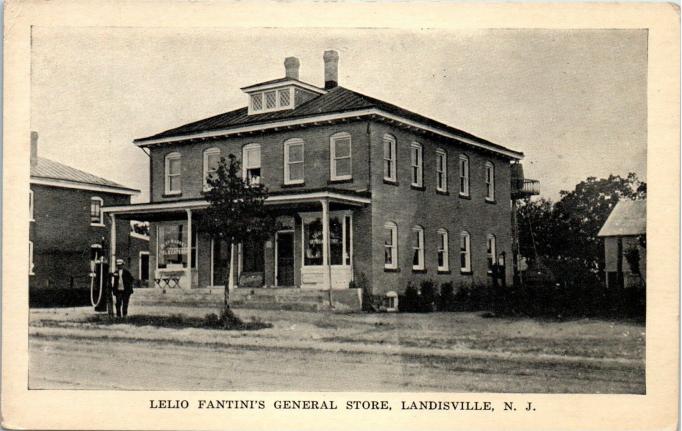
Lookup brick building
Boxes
[29,132,148,295]
[104,51,536,310]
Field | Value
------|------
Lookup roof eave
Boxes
[240,79,326,95]
[133,108,524,160]
[30,176,140,195]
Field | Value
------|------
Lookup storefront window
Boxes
[303,215,351,267]
[157,223,196,269]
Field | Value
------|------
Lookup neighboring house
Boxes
[103,51,536,308]
[598,199,646,289]
[29,132,148,293]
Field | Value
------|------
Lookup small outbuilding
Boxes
[597,199,646,289]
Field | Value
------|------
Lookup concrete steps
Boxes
[132,287,362,312]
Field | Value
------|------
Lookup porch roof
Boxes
[102,189,371,220]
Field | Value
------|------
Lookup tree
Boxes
[517,173,646,286]
[198,154,278,323]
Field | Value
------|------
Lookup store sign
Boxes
[162,239,187,256]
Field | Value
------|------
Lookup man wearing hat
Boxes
[111,258,134,317]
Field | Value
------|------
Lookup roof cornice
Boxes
[135,108,523,160]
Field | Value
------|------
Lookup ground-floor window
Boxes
[412,225,424,270]
[29,240,35,275]
[384,222,398,269]
[157,222,197,269]
[437,228,449,271]
[460,231,471,273]
[487,234,497,273]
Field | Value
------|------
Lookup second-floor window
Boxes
[383,134,397,182]
[90,197,104,226]
[330,132,352,181]
[485,161,495,201]
[411,142,423,187]
[459,155,470,196]
[203,148,221,190]
[436,149,447,192]
[165,152,182,195]
[242,143,262,185]
[284,138,304,184]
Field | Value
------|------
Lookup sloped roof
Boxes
[31,157,139,193]
[134,86,523,158]
[598,199,646,237]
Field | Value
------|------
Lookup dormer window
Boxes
[242,72,326,115]
[248,87,295,114]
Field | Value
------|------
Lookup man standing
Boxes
[111,258,134,318]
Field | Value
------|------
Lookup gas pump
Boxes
[89,238,111,312]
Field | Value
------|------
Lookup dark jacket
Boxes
[111,267,134,295]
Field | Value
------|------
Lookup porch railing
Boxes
[511,178,540,199]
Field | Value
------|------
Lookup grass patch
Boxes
[85,312,272,331]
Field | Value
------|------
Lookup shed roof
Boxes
[597,199,646,237]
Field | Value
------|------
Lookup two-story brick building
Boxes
[104,51,533,310]
[29,132,149,301]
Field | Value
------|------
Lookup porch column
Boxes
[109,213,116,266]
[186,209,192,289]
[321,199,332,292]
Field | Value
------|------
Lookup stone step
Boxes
[132,287,361,312]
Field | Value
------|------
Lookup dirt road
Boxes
[29,310,645,393]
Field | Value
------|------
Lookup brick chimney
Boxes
[284,57,300,80]
[31,131,38,168]
[323,50,339,89]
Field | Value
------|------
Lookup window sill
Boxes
[29,272,35,276]
[30,219,35,223]
[410,184,425,191]
[383,178,398,186]
[436,189,449,196]
[459,193,471,200]
[437,269,451,274]
[384,267,400,273]
[328,178,353,185]
[281,182,305,188]
[91,223,105,228]
[460,270,473,275]
[485,199,497,204]
[162,192,182,198]
[412,268,427,273]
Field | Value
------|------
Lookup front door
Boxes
[276,231,295,286]
[212,239,230,287]
[139,253,150,285]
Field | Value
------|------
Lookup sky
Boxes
[31,27,647,202]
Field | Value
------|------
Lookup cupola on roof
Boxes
[242,53,337,115]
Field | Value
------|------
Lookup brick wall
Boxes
[366,121,513,296]
[149,121,372,202]
[29,184,143,290]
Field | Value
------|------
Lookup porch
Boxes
[102,190,370,300]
